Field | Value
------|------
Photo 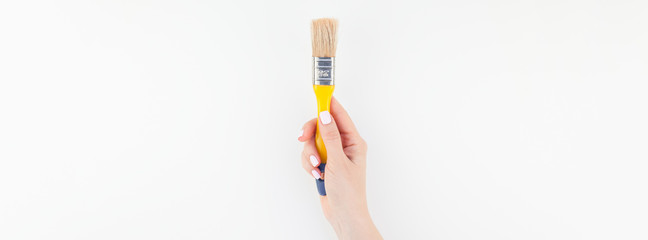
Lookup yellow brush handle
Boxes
[314,85,335,164]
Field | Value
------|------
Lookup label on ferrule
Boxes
[313,57,335,85]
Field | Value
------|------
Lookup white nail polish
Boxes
[312,169,321,179]
[319,111,332,125]
[299,129,303,138]
[309,155,318,167]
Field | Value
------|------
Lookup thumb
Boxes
[318,110,345,160]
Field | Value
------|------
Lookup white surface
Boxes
[1,0,647,239]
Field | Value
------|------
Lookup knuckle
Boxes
[301,150,311,161]
[359,138,368,149]
[301,157,312,170]
[322,129,341,142]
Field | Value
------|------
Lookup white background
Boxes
[1,0,647,239]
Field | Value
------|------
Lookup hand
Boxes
[298,97,382,240]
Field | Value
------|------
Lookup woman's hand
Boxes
[298,97,382,240]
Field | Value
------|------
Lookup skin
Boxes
[298,97,383,240]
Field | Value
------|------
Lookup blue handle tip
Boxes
[315,163,326,196]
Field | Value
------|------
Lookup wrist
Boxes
[332,208,382,240]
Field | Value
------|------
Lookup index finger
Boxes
[329,97,362,143]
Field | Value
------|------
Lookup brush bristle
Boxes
[311,18,338,57]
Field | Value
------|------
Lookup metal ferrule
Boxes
[313,57,335,85]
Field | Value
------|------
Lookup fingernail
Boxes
[309,155,318,167]
[319,111,332,125]
[298,129,303,138]
[312,169,321,179]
